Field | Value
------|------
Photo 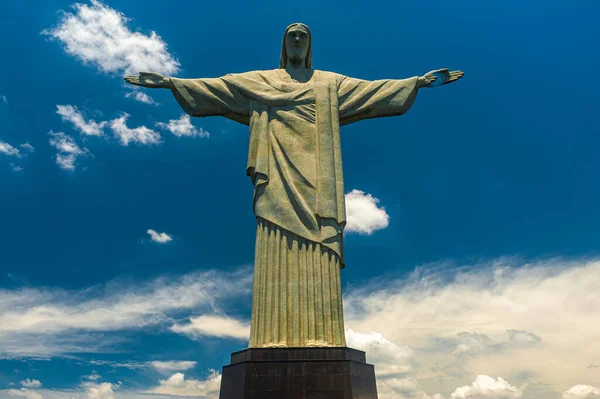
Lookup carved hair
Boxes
[279,23,312,69]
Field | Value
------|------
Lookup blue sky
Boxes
[0,0,599,398]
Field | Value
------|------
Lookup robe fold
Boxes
[170,69,419,347]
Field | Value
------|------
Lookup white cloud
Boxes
[148,371,221,398]
[20,379,42,389]
[48,131,89,171]
[147,229,172,244]
[88,360,146,370]
[125,91,158,105]
[83,381,119,399]
[378,378,446,399]
[0,140,20,157]
[56,105,106,136]
[84,372,102,381]
[346,329,413,378]
[449,375,522,398]
[10,163,24,172]
[1,95,7,103]
[109,114,161,146]
[151,361,197,373]
[0,269,252,357]
[5,388,43,399]
[346,329,443,399]
[344,189,389,234]
[43,0,180,76]
[170,315,250,340]
[156,114,209,138]
[562,385,600,399]
[2,384,214,399]
[84,360,196,374]
[344,258,600,398]
[20,142,35,152]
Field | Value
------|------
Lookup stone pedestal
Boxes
[219,347,378,399]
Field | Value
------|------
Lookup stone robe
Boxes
[170,69,419,347]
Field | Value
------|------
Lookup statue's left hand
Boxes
[419,69,464,88]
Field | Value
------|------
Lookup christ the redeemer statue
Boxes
[125,23,463,349]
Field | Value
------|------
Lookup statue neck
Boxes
[286,57,306,70]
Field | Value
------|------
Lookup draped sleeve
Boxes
[170,75,252,126]
[337,75,420,126]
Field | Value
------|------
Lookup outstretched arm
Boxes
[337,68,464,125]
[124,72,252,125]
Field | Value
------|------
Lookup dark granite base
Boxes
[219,347,378,399]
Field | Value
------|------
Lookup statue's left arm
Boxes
[337,68,463,126]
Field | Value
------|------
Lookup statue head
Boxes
[280,23,312,70]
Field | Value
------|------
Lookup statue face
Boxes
[285,25,309,64]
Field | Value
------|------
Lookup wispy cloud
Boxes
[1,95,7,104]
[156,114,209,138]
[170,315,250,340]
[10,163,24,172]
[344,189,389,234]
[147,229,172,244]
[110,114,161,146]
[43,0,180,76]
[20,142,35,152]
[0,140,20,157]
[85,359,197,374]
[56,105,106,136]
[151,361,197,373]
[48,131,89,171]
[88,360,146,370]
[0,269,252,357]
[125,90,158,105]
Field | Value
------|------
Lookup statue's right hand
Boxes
[123,72,171,89]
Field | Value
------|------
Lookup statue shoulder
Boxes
[314,70,346,82]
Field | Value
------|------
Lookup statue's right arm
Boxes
[123,72,173,89]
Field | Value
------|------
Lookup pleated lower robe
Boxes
[249,218,346,348]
